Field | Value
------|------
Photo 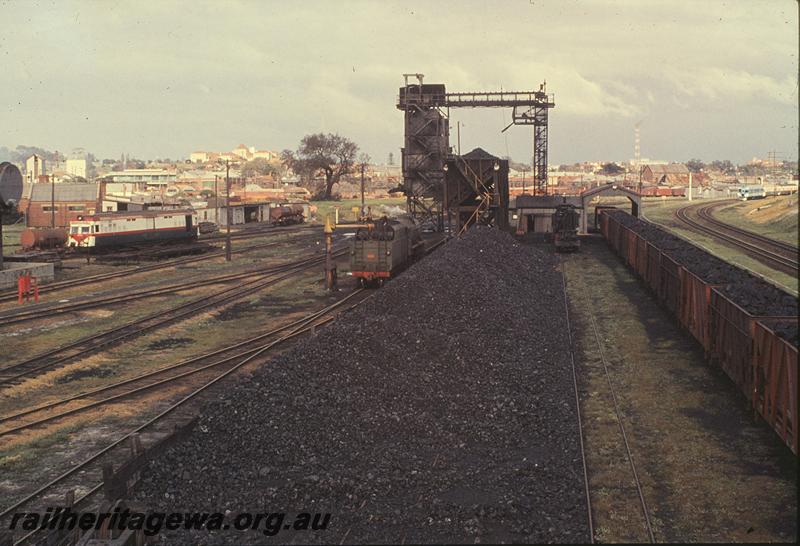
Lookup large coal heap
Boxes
[134,226,588,544]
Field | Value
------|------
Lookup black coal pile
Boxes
[133,227,588,544]
[609,210,798,318]
[718,281,797,318]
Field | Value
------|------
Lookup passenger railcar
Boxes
[350,216,424,287]
[766,185,798,196]
[67,210,197,248]
[738,185,766,200]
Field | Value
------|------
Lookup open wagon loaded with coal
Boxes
[133,227,589,544]
[599,208,799,454]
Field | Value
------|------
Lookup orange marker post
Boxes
[17,273,38,304]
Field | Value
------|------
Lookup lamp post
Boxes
[216,158,236,261]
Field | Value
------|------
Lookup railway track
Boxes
[560,262,594,544]
[87,224,317,263]
[0,254,317,325]
[561,259,655,543]
[204,222,317,242]
[0,290,369,546]
[0,248,347,386]
[0,232,447,545]
[0,231,319,304]
[674,201,798,276]
[0,290,368,438]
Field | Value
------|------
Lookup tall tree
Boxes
[600,162,624,175]
[240,157,279,178]
[686,158,705,172]
[289,133,358,199]
[710,160,735,174]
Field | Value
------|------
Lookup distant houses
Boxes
[190,145,279,164]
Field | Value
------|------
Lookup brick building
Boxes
[18,183,99,228]
[641,163,690,185]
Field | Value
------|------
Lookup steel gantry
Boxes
[396,74,555,225]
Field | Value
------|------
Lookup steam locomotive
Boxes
[349,216,424,287]
[553,204,580,252]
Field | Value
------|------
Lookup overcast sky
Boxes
[1,0,797,164]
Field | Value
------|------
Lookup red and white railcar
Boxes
[67,210,197,248]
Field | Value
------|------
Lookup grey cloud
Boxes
[0,0,796,163]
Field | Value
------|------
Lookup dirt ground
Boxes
[564,236,797,543]
[0,236,357,514]
[713,196,799,246]
[638,199,798,293]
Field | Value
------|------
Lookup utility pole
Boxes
[360,163,365,218]
[225,160,232,261]
[50,173,55,229]
[638,164,643,195]
[0,205,5,270]
[442,163,449,234]
[457,121,462,156]
[214,175,219,225]
[324,215,336,290]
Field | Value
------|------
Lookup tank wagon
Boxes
[67,210,197,249]
[21,228,68,250]
[553,204,580,252]
[269,204,305,226]
[350,216,424,287]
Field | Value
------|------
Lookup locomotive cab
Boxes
[68,218,97,247]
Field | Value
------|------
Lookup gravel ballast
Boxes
[133,227,588,544]
[608,210,798,318]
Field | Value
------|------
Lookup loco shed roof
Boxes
[27,182,99,202]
